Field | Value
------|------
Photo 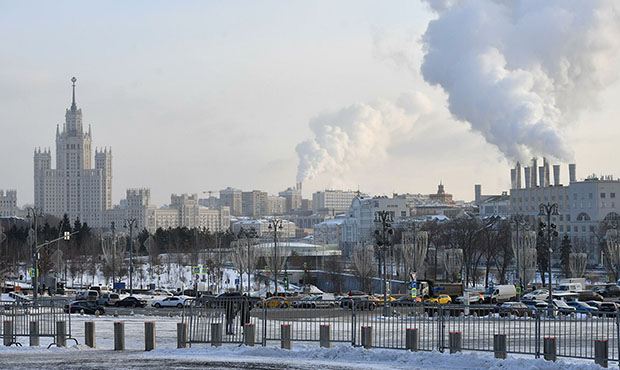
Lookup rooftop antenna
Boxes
[71,76,77,109]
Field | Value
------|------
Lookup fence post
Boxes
[243,323,255,346]
[3,320,12,346]
[493,334,506,359]
[211,323,222,347]
[177,322,187,349]
[29,321,39,347]
[406,328,418,351]
[114,321,125,351]
[438,306,445,353]
[351,300,357,347]
[535,310,541,358]
[361,326,372,349]
[449,331,462,354]
[320,324,331,348]
[281,324,291,350]
[262,304,267,347]
[85,321,95,348]
[145,321,156,351]
[594,340,608,368]
[56,321,67,348]
[543,337,556,362]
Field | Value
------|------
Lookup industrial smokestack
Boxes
[515,162,522,189]
[569,163,576,183]
[531,158,538,187]
[539,166,545,187]
[510,169,516,189]
[474,184,481,204]
[524,167,531,189]
[544,158,551,187]
[553,165,560,186]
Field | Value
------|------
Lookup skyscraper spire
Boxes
[71,76,77,109]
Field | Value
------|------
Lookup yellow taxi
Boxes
[424,294,452,304]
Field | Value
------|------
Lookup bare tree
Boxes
[400,231,428,279]
[351,244,375,293]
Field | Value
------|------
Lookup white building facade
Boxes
[0,190,18,217]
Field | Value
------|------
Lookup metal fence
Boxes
[183,298,620,364]
[0,300,74,346]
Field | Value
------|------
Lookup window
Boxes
[589,193,593,199]
[612,193,616,198]
[601,193,606,198]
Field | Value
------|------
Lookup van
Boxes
[484,285,517,303]
[556,283,583,293]
[76,290,99,301]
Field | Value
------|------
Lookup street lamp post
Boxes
[111,221,116,291]
[538,203,559,316]
[374,211,394,317]
[26,207,42,302]
[124,218,137,296]
[268,219,284,296]
[511,214,528,297]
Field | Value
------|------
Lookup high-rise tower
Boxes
[34,77,112,227]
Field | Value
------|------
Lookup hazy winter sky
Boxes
[1,1,619,206]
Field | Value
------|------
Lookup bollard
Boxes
[595,340,608,368]
[320,324,331,348]
[543,337,556,362]
[449,331,462,354]
[493,334,507,359]
[3,321,13,346]
[281,324,291,350]
[56,321,66,347]
[406,328,418,352]
[29,321,39,347]
[361,326,372,349]
[114,322,125,351]
[85,321,95,348]
[243,323,255,346]
[145,322,156,351]
[177,322,188,349]
[210,323,222,347]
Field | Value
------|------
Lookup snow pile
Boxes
[140,344,605,370]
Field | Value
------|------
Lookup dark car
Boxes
[115,296,147,308]
[566,300,599,315]
[577,290,604,302]
[392,296,419,307]
[593,285,620,298]
[341,296,376,311]
[499,302,530,317]
[65,300,105,315]
[598,302,618,316]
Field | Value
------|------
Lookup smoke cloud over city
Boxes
[421,0,620,163]
[295,92,432,182]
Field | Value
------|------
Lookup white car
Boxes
[522,289,549,301]
[152,296,187,308]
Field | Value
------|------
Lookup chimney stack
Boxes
[553,165,560,186]
[569,163,576,183]
[515,162,522,189]
[531,158,538,187]
[543,158,550,187]
[524,167,531,188]
[539,166,546,187]
[510,169,517,189]
[474,184,482,205]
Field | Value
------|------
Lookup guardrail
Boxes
[0,300,76,347]
[182,298,620,365]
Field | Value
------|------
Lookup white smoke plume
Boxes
[421,0,620,162]
[295,92,432,182]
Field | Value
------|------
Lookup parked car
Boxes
[65,300,105,315]
[152,296,187,308]
[499,302,530,317]
[259,296,290,309]
[553,299,576,315]
[576,290,604,302]
[293,295,336,309]
[76,290,99,301]
[566,300,599,315]
[341,296,376,311]
[454,292,484,304]
[593,285,620,298]
[425,294,452,305]
[115,296,147,308]
[522,289,549,301]
[97,292,120,306]
[392,296,420,307]
[598,302,618,316]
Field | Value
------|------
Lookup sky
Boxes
[1,1,619,206]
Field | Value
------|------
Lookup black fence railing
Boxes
[0,300,75,346]
[182,298,620,364]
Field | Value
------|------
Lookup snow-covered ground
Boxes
[0,340,608,369]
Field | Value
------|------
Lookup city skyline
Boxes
[1,1,620,206]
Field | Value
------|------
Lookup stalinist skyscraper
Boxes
[34,77,112,227]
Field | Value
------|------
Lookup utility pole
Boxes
[111,221,116,291]
[374,211,394,317]
[26,207,42,302]
[124,218,137,296]
[538,203,559,317]
[268,219,284,296]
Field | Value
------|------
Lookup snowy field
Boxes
[0,340,609,369]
